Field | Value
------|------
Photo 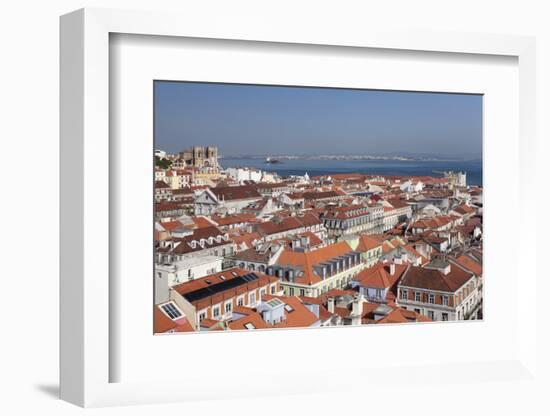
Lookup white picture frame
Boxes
[60,7,538,408]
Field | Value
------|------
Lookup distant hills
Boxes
[220,152,482,162]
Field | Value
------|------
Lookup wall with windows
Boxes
[280,262,365,298]
[190,281,280,328]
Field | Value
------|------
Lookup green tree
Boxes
[155,155,172,170]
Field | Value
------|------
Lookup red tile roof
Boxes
[411,216,454,230]
[154,305,194,333]
[453,255,482,276]
[262,295,320,328]
[191,216,217,229]
[453,204,476,215]
[276,242,355,285]
[400,264,473,293]
[230,232,261,250]
[228,307,271,330]
[170,227,231,255]
[211,185,261,201]
[356,235,383,252]
[172,268,278,310]
[376,307,432,324]
[212,213,258,226]
[155,181,171,189]
[302,190,340,201]
[323,204,371,220]
[160,220,185,232]
[353,263,407,289]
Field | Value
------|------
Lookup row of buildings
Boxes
[153,147,483,333]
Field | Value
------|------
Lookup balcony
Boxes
[463,299,483,320]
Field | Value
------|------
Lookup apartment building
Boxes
[169,268,281,331]
[321,204,384,238]
[156,226,234,264]
[396,258,479,321]
[154,255,223,304]
[268,241,365,298]
[194,185,263,215]
[351,263,408,303]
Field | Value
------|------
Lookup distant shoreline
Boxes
[220,154,482,163]
[219,157,483,186]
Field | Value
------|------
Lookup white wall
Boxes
[226,167,263,182]
[157,257,223,285]
[1,1,548,415]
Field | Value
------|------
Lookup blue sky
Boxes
[154,81,482,159]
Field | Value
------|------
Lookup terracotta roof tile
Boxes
[211,185,261,201]
[353,263,407,289]
[400,264,473,293]
[276,242,356,285]
[261,294,320,328]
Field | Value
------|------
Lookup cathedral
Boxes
[177,146,219,170]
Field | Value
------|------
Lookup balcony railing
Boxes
[463,299,483,320]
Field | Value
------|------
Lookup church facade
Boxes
[177,146,219,170]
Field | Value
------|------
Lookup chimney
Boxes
[352,294,363,316]
[327,297,335,314]
[389,263,395,275]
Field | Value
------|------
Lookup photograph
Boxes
[153,81,483,334]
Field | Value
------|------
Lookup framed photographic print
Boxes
[60,7,538,408]
[152,80,483,334]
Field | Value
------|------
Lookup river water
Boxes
[220,158,483,186]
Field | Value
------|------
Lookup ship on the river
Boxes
[265,156,282,164]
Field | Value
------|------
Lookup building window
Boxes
[161,302,182,320]
[415,292,421,302]
[249,292,256,305]
[428,294,435,304]
[260,288,266,298]
[288,287,295,296]
[237,297,244,307]
[401,289,408,300]
[428,310,435,320]
[299,289,305,296]
[443,296,449,306]
[225,302,232,313]
[442,313,449,321]
[270,285,276,294]
[213,307,220,318]
[198,312,206,322]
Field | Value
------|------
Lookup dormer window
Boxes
[160,302,182,320]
